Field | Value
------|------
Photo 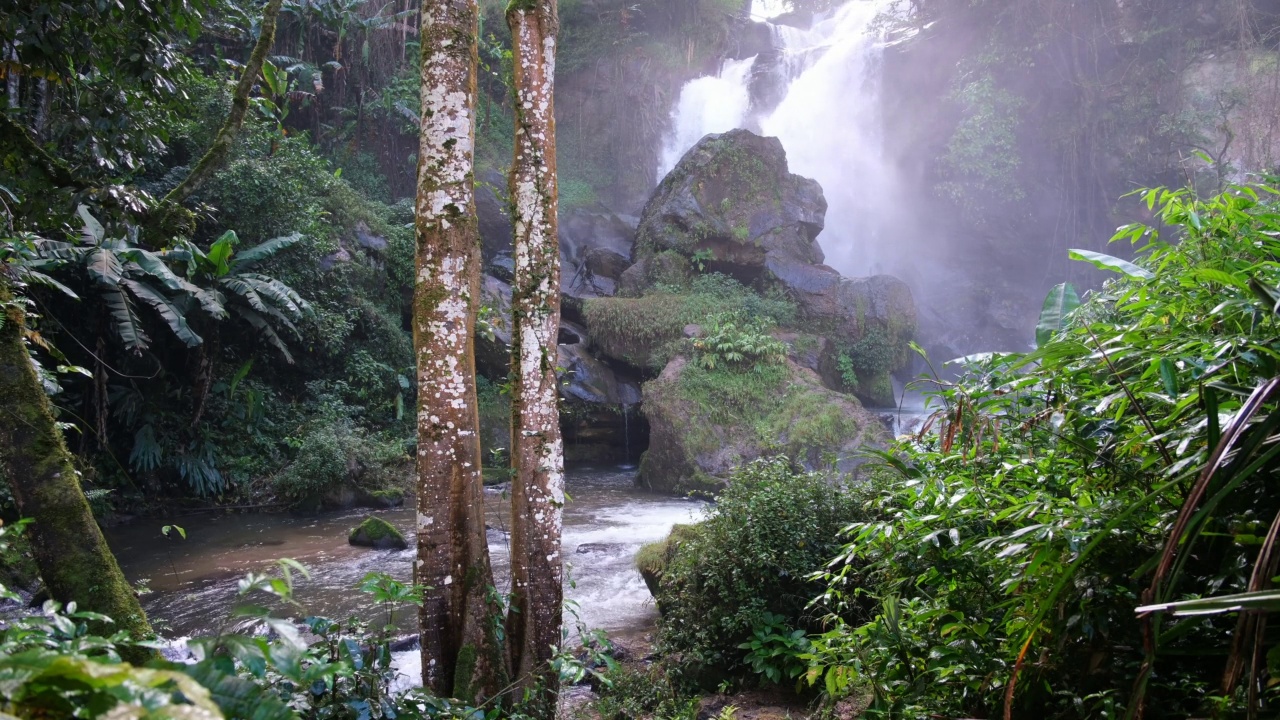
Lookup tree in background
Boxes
[505,0,564,714]
[412,0,506,703]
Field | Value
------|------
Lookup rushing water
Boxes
[659,0,909,279]
[107,467,704,643]
[656,55,758,181]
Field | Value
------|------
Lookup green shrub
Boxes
[273,423,409,504]
[653,457,874,685]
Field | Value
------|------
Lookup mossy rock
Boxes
[637,356,888,494]
[365,488,405,508]
[348,515,408,550]
[636,523,701,612]
[633,129,827,292]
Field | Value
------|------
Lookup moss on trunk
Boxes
[0,283,154,660]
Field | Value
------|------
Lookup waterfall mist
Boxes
[658,0,921,283]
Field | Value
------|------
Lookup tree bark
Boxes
[0,282,154,661]
[506,1,564,714]
[413,0,505,704]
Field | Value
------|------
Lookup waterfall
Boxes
[656,55,758,181]
[658,0,910,280]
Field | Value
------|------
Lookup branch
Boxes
[162,0,285,207]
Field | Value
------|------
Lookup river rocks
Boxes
[632,129,826,289]
[637,356,887,494]
[348,516,408,551]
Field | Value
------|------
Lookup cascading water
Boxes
[656,55,758,181]
[658,0,912,280]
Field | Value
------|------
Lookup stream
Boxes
[107,466,704,648]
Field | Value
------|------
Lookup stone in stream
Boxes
[347,516,408,551]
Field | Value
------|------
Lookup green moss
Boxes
[348,515,408,550]
[452,643,478,702]
[583,274,796,369]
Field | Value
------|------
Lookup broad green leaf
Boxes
[1035,282,1081,347]
[1193,268,1248,290]
[230,233,303,272]
[123,279,203,348]
[77,205,105,243]
[86,247,124,286]
[104,287,151,351]
[1158,358,1179,397]
[1068,248,1154,280]
[207,232,238,277]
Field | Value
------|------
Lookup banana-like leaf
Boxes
[124,249,194,290]
[77,205,105,243]
[18,269,80,299]
[230,233,303,272]
[207,231,237,277]
[104,287,151,352]
[1136,589,1280,617]
[1068,248,1154,280]
[237,274,308,318]
[86,247,123,287]
[181,661,294,720]
[219,277,269,314]
[123,279,203,348]
[1035,282,1081,347]
[233,307,295,364]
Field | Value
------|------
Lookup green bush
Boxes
[653,457,873,685]
[803,183,1280,718]
[273,423,409,505]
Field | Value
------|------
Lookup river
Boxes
[106,466,704,648]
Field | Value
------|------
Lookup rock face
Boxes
[348,516,408,551]
[638,356,887,494]
[632,129,826,287]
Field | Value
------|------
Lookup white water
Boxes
[656,55,758,181]
[659,0,909,279]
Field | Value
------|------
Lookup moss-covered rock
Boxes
[637,356,887,494]
[632,129,827,292]
[635,523,700,612]
[348,515,408,550]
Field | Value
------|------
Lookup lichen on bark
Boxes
[414,0,506,704]
[505,1,564,715]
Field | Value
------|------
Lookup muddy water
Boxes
[107,467,704,641]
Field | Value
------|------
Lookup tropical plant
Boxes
[168,229,312,362]
[800,181,1280,718]
[690,314,785,371]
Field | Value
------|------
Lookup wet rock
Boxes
[632,129,826,291]
[488,254,515,283]
[352,221,388,252]
[476,169,513,262]
[575,543,625,554]
[348,516,408,551]
[560,208,636,267]
[584,247,631,280]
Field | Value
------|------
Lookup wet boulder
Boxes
[348,516,408,551]
[632,129,826,290]
[767,261,917,406]
[638,356,887,495]
[476,169,513,262]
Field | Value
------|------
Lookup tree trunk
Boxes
[162,0,285,209]
[506,1,564,714]
[413,0,506,704]
[0,283,154,661]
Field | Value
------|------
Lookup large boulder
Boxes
[767,261,917,405]
[632,129,826,289]
[638,356,887,494]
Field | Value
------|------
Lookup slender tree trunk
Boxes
[0,283,153,661]
[162,0,285,209]
[506,1,564,714]
[413,0,505,704]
